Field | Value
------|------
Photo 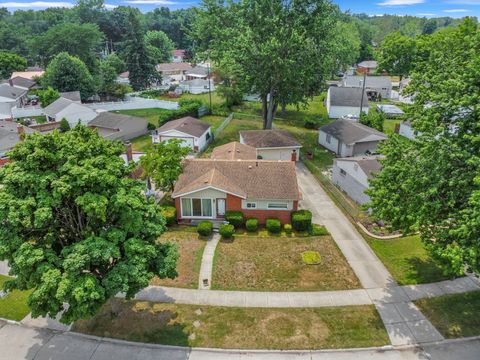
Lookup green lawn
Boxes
[199,115,227,132]
[383,119,402,135]
[160,91,225,107]
[0,275,31,321]
[130,134,152,152]
[73,299,389,349]
[415,291,480,338]
[114,108,171,127]
[365,235,449,285]
[212,235,360,291]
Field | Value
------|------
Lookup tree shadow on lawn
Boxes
[72,299,191,346]
[405,257,448,285]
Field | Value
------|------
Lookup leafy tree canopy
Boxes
[376,31,416,80]
[0,51,27,79]
[145,30,175,63]
[0,126,178,324]
[37,86,60,107]
[140,139,190,192]
[367,19,480,276]
[43,52,96,101]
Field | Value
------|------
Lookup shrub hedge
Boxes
[219,224,235,238]
[197,221,213,236]
[284,223,293,234]
[160,205,176,226]
[245,218,258,232]
[266,218,281,233]
[225,211,244,228]
[157,100,203,126]
[291,210,312,231]
[309,224,329,236]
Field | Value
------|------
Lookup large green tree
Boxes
[140,139,190,192]
[31,22,104,71]
[191,0,338,129]
[0,126,178,324]
[367,19,480,276]
[0,51,26,79]
[43,52,96,100]
[123,10,160,91]
[376,31,417,80]
[145,30,175,63]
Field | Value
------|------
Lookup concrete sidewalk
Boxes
[1,322,480,360]
[198,233,220,290]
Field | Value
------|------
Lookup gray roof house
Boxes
[342,75,392,99]
[332,156,382,205]
[357,60,378,74]
[60,91,81,103]
[0,84,28,107]
[318,119,387,157]
[44,97,98,127]
[239,129,302,161]
[7,76,37,90]
[88,112,148,141]
[0,120,36,158]
[326,87,369,119]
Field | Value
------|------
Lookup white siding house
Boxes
[326,87,369,119]
[342,75,392,99]
[44,97,98,127]
[239,129,301,161]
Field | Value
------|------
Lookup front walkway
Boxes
[198,233,220,290]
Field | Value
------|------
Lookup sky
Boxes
[0,0,479,18]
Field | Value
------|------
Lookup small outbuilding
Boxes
[152,116,212,152]
[318,119,387,157]
[88,112,148,141]
[239,129,301,161]
[44,97,98,127]
[326,86,369,119]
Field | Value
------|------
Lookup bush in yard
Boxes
[160,205,177,226]
[147,122,156,131]
[219,224,235,238]
[197,221,213,236]
[291,210,312,231]
[245,218,258,232]
[284,223,292,234]
[266,218,281,234]
[225,211,244,228]
[304,118,319,129]
[309,224,329,236]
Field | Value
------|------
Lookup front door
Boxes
[217,199,226,217]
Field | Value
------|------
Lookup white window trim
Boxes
[267,203,289,210]
[181,197,214,219]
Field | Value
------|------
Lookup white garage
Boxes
[239,129,301,161]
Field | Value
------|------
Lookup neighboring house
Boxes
[172,159,300,224]
[342,75,392,100]
[172,49,186,63]
[332,156,381,205]
[156,63,192,82]
[44,97,98,127]
[0,103,13,120]
[0,120,36,164]
[398,121,421,140]
[326,86,369,119]
[179,79,214,95]
[318,119,388,157]
[152,116,212,152]
[88,112,148,141]
[116,71,130,85]
[239,129,302,161]
[7,76,37,90]
[0,84,28,107]
[10,70,44,80]
[376,104,404,118]
[60,91,81,103]
[185,65,210,80]
[211,141,257,160]
[357,60,377,74]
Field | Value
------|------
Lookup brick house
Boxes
[172,159,300,224]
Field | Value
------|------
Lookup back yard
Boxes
[73,299,389,349]
[0,275,31,321]
[212,235,360,291]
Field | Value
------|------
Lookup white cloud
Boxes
[0,1,73,7]
[443,8,469,12]
[123,0,176,4]
[446,1,480,4]
[377,0,425,6]
[104,3,117,9]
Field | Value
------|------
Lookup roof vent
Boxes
[248,165,252,169]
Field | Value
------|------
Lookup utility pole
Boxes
[359,71,367,118]
[207,62,212,114]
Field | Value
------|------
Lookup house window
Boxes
[326,134,331,144]
[206,132,211,140]
[246,202,257,209]
[181,198,213,217]
[340,169,347,177]
[267,203,288,209]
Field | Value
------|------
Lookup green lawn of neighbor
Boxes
[212,235,360,291]
[365,235,449,285]
[415,291,480,338]
[114,108,172,127]
[160,91,224,107]
[199,115,227,132]
[0,275,31,321]
[73,299,389,349]
[383,119,402,135]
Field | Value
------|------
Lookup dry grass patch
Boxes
[212,236,360,291]
[72,299,389,349]
[150,228,206,289]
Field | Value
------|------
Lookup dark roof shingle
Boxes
[211,141,257,160]
[239,130,301,148]
[156,116,211,138]
[328,87,369,107]
[320,120,387,145]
